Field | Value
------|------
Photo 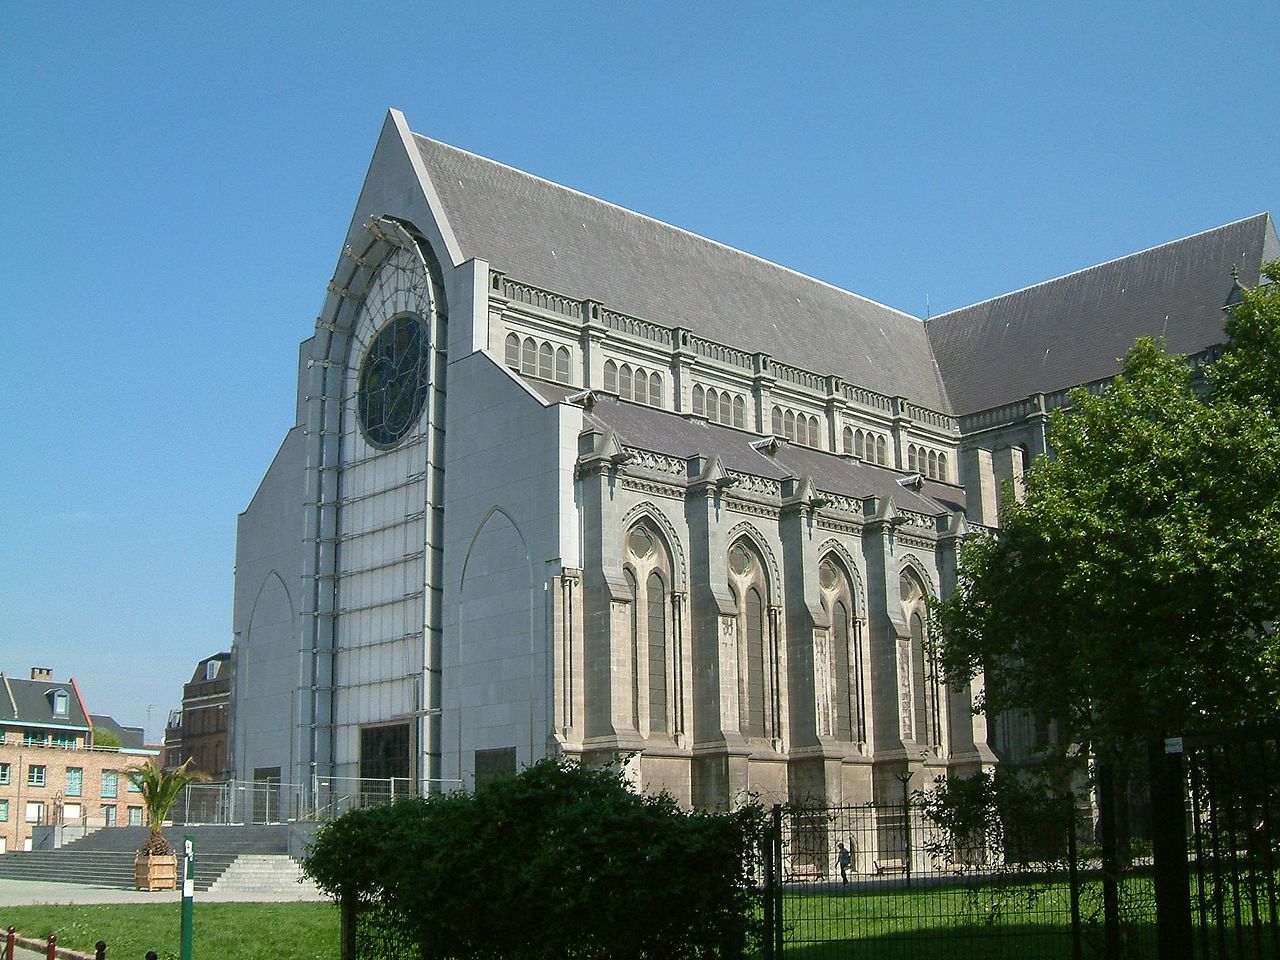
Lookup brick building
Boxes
[163,653,231,778]
[0,667,158,852]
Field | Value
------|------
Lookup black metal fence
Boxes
[762,727,1280,960]
[759,792,1157,960]
[1152,725,1280,960]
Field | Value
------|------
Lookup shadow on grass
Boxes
[769,921,1159,960]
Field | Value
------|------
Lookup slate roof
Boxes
[0,673,90,729]
[414,134,952,412]
[529,381,964,517]
[925,214,1280,416]
[90,714,146,749]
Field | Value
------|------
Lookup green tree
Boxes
[304,758,765,960]
[126,759,212,855]
[937,265,1280,766]
[91,728,122,749]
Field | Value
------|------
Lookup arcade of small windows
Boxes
[504,333,572,384]
[604,360,664,408]
[841,426,889,466]
[907,444,949,482]
[692,384,746,428]
[771,406,824,449]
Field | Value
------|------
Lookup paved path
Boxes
[0,877,329,906]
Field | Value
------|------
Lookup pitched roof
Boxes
[925,214,1279,416]
[413,134,951,412]
[530,382,963,516]
[0,672,90,729]
[90,714,146,749]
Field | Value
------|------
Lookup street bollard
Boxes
[95,940,107,960]
[45,935,55,960]
[6,925,14,960]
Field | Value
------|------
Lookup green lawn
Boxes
[0,902,339,960]
[773,875,1159,960]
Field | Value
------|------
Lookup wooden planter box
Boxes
[135,852,178,891]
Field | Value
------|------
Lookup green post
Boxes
[180,834,195,960]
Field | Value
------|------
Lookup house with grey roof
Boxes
[1,668,158,852]
[230,109,1277,830]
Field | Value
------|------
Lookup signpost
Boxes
[181,835,195,960]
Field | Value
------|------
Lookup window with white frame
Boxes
[28,764,46,787]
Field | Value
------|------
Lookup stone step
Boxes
[205,855,320,896]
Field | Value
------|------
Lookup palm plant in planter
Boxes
[127,758,211,890]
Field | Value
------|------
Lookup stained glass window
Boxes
[357,315,430,449]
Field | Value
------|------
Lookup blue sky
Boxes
[3,2,1276,740]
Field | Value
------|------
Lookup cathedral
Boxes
[229,109,1278,815]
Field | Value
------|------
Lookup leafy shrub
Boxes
[304,758,765,959]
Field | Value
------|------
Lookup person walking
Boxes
[837,841,852,884]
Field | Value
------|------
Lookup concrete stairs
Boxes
[0,824,298,891]
[206,854,321,896]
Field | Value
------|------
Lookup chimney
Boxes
[30,667,53,682]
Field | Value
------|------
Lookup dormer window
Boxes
[205,661,220,681]
[52,690,69,717]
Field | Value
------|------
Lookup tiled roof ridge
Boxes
[412,132,926,325]
[927,213,1271,324]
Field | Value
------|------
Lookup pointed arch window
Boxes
[693,385,705,416]
[649,373,662,407]
[729,538,775,741]
[843,426,853,454]
[732,395,745,429]
[744,587,766,738]
[772,406,783,435]
[521,338,536,376]
[624,568,640,729]
[901,571,944,753]
[538,342,553,380]
[604,360,618,393]
[647,571,667,732]
[505,333,520,370]
[555,346,571,383]
[619,364,633,400]
[623,521,679,738]
[819,556,865,744]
